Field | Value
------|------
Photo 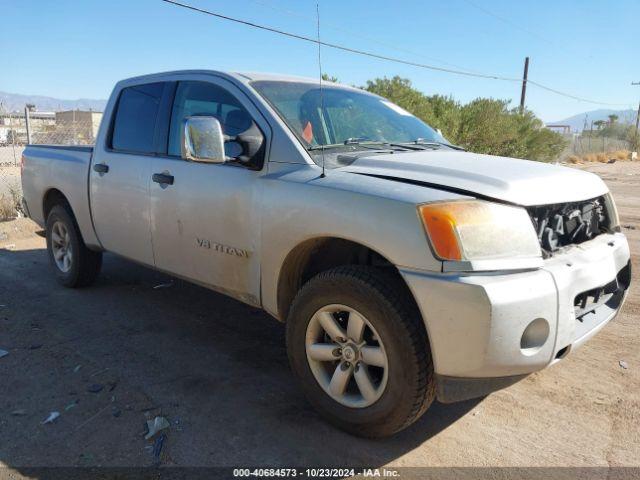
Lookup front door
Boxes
[149,78,264,304]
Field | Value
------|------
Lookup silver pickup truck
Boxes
[21,70,631,437]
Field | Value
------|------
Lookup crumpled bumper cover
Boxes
[400,232,631,403]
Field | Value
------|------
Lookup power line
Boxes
[528,80,630,107]
[160,0,632,107]
[241,0,490,75]
[460,0,595,63]
[160,0,520,82]
[461,0,556,47]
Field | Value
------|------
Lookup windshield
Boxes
[251,80,449,155]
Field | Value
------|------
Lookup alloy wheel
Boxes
[305,304,389,408]
[51,221,73,273]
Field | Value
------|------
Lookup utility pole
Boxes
[519,57,530,113]
[632,82,640,151]
[24,106,32,145]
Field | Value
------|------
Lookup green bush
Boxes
[364,76,567,162]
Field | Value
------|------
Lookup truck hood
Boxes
[339,150,608,206]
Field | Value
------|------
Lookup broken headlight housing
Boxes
[604,192,620,231]
[527,194,618,256]
[418,200,542,263]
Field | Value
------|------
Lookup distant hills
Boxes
[550,108,638,132]
[0,91,107,113]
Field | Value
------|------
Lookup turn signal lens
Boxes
[418,201,541,262]
[418,203,463,260]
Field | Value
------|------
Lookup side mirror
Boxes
[233,122,265,166]
[181,116,226,163]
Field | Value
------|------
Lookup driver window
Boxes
[168,81,254,157]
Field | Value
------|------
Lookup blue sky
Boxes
[1,0,638,121]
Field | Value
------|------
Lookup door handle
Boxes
[93,163,109,174]
[152,173,174,185]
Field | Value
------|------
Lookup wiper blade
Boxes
[385,142,435,151]
[309,138,382,150]
[412,140,466,151]
[307,143,342,151]
[309,140,398,151]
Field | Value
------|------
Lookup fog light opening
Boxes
[555,345,570,359]
[520,318,550,356]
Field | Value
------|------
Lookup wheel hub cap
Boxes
[51,221,73,273]
[305,304,389,408]
[342,345,357,362]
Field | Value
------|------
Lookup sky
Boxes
[1,0,639,122]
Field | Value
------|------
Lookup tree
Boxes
[321,73,339,83]
[363,76,566,162]
[608,114,618,124]
[593,120,606,130]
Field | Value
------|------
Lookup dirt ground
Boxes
[0,161,638,475]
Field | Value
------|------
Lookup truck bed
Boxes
[26,144,94,153]
[21,143,101,249]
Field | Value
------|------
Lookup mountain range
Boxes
[551,108,638,132]
[0,91,107,113]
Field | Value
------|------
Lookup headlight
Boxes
[418,200,541,261]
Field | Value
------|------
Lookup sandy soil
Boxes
[0,161,638,476]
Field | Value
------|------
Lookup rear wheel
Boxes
[286,266,436,438]
[46,205,102,287]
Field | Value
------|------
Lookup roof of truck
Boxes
[118,69,360,91]
[233,71,331,84]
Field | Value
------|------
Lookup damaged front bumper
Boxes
[400,232,631,403]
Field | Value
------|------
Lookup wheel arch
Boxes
[276,236,417,323]
[43,188,72,221]
[42,188,95,248]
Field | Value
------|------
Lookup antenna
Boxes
[316,1,326,178]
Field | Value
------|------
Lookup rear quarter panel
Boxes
[21,146,101,248]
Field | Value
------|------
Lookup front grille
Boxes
[527,196,611,256]
[574,277,618,319]
[573,262,630,321]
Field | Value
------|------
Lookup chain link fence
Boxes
[570,135,632,156]
[0,109,102,220]
[558,134,633,162]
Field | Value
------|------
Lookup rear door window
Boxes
[111,82,164,154]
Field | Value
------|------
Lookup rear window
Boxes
[111,82,164,154]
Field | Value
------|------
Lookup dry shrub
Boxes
[596,153,608,163]
[614,150,630,160]
[0,194,17,221]
[0,184,21,221]
[584,153,597,162]
[568,155,581,164]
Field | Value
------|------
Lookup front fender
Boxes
[259,163,462,319]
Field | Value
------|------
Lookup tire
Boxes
[45,204,102,288]
[286,265,436,438]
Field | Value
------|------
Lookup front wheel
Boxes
[286,266,436,438]
[46,205,102,287]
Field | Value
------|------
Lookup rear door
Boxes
[90,82,169,266]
